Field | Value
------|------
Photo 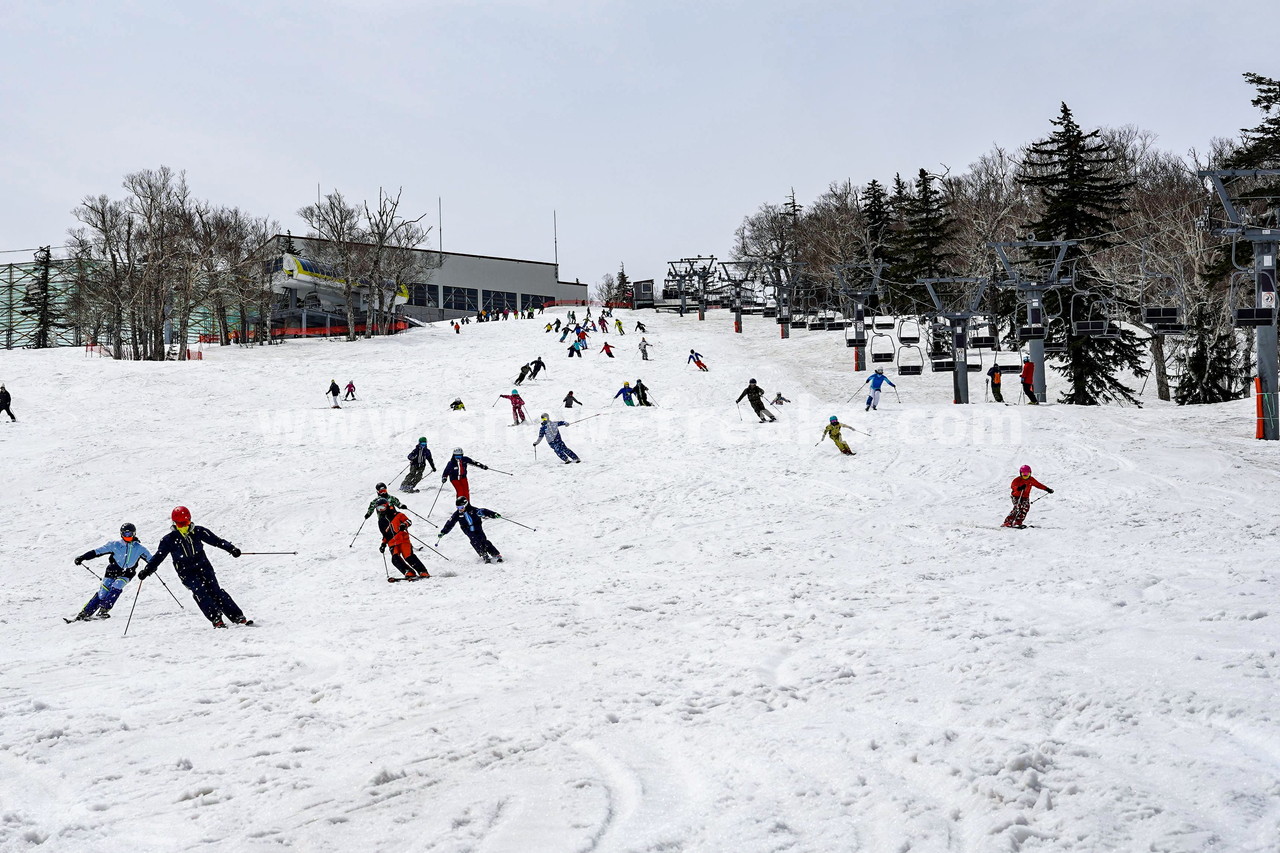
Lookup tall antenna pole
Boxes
[438,197,443,253]
[553,210,559,271]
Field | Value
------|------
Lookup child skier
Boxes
[564,391,583,408]
[343,381,357,401]
[441,448,490,501]
[614,382,637,406]
[688,349,709,371]
[450,398,466,411]
[600,342,616,358]
[437,496,504,563]
[138,506,250,628]
[987,364,1004,403]
[379,503,429,578]
[500,389,527,424]
[534,413,581,463]
[68,523,154,621]
[771,392,791,406]
[863,368,895,411]
[401,437,436,492]
[635,321,647,333]
[736,378,776,422]
[1002,465,1054,528]
[638,338,653,361]
[822,416,855,456]
[328,380,341,408]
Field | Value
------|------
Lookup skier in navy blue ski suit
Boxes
[138,506,248,628]
[533,413,580,463]
[71,523,153,620]
[864,369,896,411]
[401,437,436,492]
[437,496,504,563]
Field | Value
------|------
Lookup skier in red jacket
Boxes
[1020,357,1038,405]
[1003,464,1053,528]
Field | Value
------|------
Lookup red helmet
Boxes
[172,506,192,526]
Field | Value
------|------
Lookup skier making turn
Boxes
[534,413,581,463]
[138,506,250,628]
[1002,465,1053,528]
[736,378,776,422]
[401,437,437,492]
[437,496,504,563]
[688,349,709,371]
[863,368,895,411]
[379,503,429,579]
[68,523,154,621]
[442,448,490,501]
[500,389,528,424]
[821,416,855,456]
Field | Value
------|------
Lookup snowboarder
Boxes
[138,506,250,628]
[68,523,154,621]
[1003,465,1053,528]
[600,342,616,358]
[635,321,647,333]
[500,389,527,424]
[343,381,357,401]
[987,364,1004,403]
[530,356,547,379]
[688,349,709,371]
[442,448,490,501]
[614,382,637,406]
[380,503,429,578]
[736,379,776,422]
[534,413,581,463]
[450,398,466,411]
[401,437,436,492]
[437,496,504,563]
[634,379,653,407]
[863,369,895,411]
[821,416,855,456]
[638,338,653,361]
[771,393,791,406]
[614,319,625,334]
[328,380,341,408]
[514,363,532,385]
[1020,357,1037,405]
[0,383,12,422]
[564,391,583,409]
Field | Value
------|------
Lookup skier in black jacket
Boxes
[437,496,503,563]
[529,357,547,379]
[0,384,13,421]
[736,379,775,422]
[138,506,249,628]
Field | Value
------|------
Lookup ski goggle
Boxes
[122,534,135,542]
[1020,474,1030,479]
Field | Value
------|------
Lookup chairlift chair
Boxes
[966,350,984,372]
[931,357,956,372]
[873,314,896,331]
[1043,318,1068,353]
[870,333,896,364]
[897,345,924,376]
[897,317,922,344]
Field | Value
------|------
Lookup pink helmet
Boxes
[1019,465,1032,475]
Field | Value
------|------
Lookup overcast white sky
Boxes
[0,0,1260,286]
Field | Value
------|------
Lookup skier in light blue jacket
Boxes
[863,368,896,411]
[69,523,154,621]
[533,413,581,463]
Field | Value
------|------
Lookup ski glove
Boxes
[379,543,387,553]
[138,564,156,580]
[74,556,83,565]
[478,464,489,470]
[1046,488,1054,494]
[230,547,242,558]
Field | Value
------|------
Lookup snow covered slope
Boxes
[1,310,1277,853]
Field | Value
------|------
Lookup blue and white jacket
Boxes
[77,539,154,579]
[868,373,895,391]
[534,420,568,446]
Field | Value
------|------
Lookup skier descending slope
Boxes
[379,503,429,579]
[138,506,250,628]
[534,413,581,463]
[688,349,709,371]
[500,390,528,425]
[365,483,407,530]
[821,416,855,456]
[401,437,436,492]
[563,391,583,409]
[736,378,776,422]
[633,379,653,407]
[328,380,341,408]
[863,369,895,411]
[614,382,637,406]
[442,448,490,501]
[1002,465,1054,528]
[68,523,153,621]
[438,496,504,563]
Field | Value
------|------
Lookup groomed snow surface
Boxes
[2,309,1278,853]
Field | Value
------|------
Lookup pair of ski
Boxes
[387,574,429,583]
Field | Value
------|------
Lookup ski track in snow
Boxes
[1,310,1278,852]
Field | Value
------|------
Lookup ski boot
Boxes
[230,615,254,625]
[493,554,504,563]
[212,618,228,629]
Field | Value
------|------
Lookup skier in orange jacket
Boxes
[1002,465,1053,528]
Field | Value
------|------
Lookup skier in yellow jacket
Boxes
[821,416,855,456]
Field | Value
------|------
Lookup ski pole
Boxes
[154,573,185,610]
[388,462,410,485]
[533,444,537,461]
[492,396,501,408]
[381,548,391,580]
[486,467,514,476]
[408,532,451,561]
[237,551,299,555]
[78,562,102,581]
[736,402,742,421]
[427,480,446,517]
[567,414,604,426]
[401,506,432,523]
[349,515,369,548]
[495,515,537,532]
[894,388,901,403]
[122,578,144,638]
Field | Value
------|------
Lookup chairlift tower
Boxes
[835,261,883,372]
[917,277,989,404]
[666,261,694,317]
[719,260,757,334]
[1198,169,1280,439]
[990,240,1077,405]
[765,260,804,339]
[669,257,717,321]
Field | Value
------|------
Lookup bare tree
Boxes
[298,190,364,341]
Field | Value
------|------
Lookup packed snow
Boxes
[1,309,1277,853]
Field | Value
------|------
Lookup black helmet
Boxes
[749,378,757,384]
[376,482,387,492]
[375,500,393,512]
[120,523,136,539]
[455,495,469,508]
